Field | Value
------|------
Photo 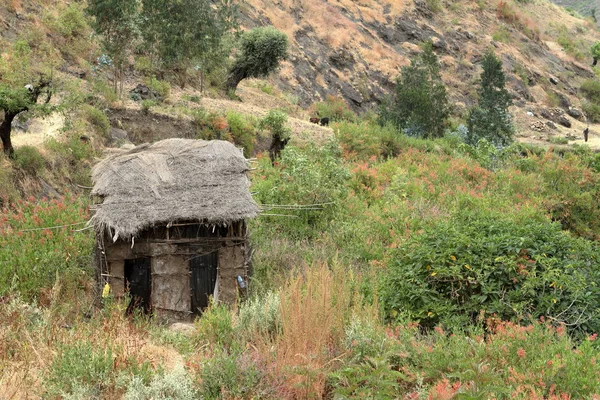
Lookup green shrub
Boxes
[226,111,257,156]
[134,56,155,77]
[45,342,114,397]
[259,109,290,140]
[314,95,357,122]
[145,76,170,99]
[0,195,93,299]
[13,145,45,175]
[194,303,236,350]
[238,291,281,340]
[141,100,156,115]
[582,101,600,122]
[253,140,350,239]
[56,4,89,37]
[82,105,110,137]
[123,365,198,400]
[549,136,569,145]
[380,210,600,334]
[198,349,262,400]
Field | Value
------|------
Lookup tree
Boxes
[87,0,139,95]
[140,0,237,88]
[225,27,288,94]
[378,42,449,139]
[592,42,600,67]
[0,41,53,156]
[466,49,514,147]
[260,109,291,164]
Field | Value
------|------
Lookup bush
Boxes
[380,210,600,334]
[226,111,257,156]
[124,365,198,400]
[45,342,114,397]
[82,105,110,137]
[13,145,45,175]
[259,109,290,140]
[198,349,262,400]
[194,303,236,350]
[0,195,93,299]
[145,76,170,99]
[252,140,350,239]
[141,100,156,115]
[314,95,357,122]
[238,291,282,340]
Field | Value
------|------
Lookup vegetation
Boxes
[140,0,237,88]
[225,27,289,93]
[379,42,450,139]
[467,49,514,147]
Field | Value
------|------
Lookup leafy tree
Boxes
[0,41,53,156]
[87,0,139,95]
[466,49,514,147]
[225,27,288,94]
[378,42,449,139]
[140,0,237,88]
[592,42,600,67]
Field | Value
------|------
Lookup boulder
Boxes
[557,115,572,128]
[567,107,583,120]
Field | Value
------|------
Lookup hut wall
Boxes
[218,242,247,304]
[99,221,249,321]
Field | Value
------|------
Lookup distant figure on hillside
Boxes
[320,117,330,126]
[309,117,320,124]
[584,126,590,142]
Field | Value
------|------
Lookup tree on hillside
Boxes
[378,42,449,139]
[592,42,600,67]
[140,0,237,88]
[466,49,514,147]
[87,0,139,95]
[0,41,54,157]
[225,27,289,94]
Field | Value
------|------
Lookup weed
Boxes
[13,146,45,175]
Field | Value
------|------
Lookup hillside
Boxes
[550,0,600,17]
[3,1,600,398]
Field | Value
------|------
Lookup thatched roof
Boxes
[90,139,259,239]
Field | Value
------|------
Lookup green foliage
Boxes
[86,0,138,71]
[467,49,514,147]
[140,0,237,87]
[593,42,600,62]
[380,210,600,333]
[194,303,236,350]
[141,100,156,115]
[379,42,449,138]
[123,366,198,400]
[314,95,357,122]
[226,27,288,91]
[259,109,291,141]
[198,349,262,400]
[45,342,114,397]
[0,195,93,299]
[13,146,45,175]
[253,141,350,239]
[55,4,89,38]
[425,0,442,12]
[82,105,110,137]
[145,76,171,99]
[226,111,257,156]
[580,79,600,122]
[238,291,282,340]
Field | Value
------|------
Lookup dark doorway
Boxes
[190,251,218,315]
[124,258,152,314]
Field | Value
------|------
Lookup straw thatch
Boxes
[91,138,259,239]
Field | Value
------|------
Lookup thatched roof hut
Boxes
[91,139,258,321]
[91,138,259,240]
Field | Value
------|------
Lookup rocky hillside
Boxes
[550,0,600,17]
[241,0,600,137]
